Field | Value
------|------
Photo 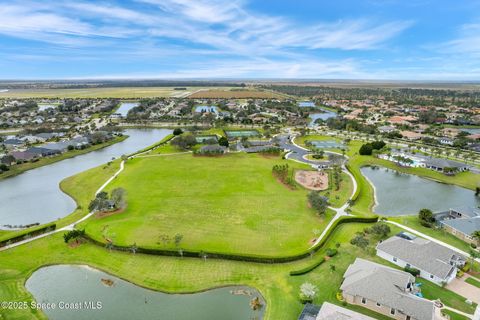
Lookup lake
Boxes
[361,166,480,216]
[0,129,171,228]
[298,101,315,107]
[26,265,264,320]
[309,108,337,126]
[462,128,480,134]
[116,102,139,117]
[195,106,218,113]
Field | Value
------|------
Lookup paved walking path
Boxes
[275,134,357,249]
[442,305,474,319]
[0,160,126,251]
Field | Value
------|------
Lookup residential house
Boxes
[434,207,480,245]
[423,158,469,173]
[400,131,424,141]
[340,258,437,320]
[298,302,376,320]
[0,155,16,166]
[3,138,25,149]
[437,137,453,146]
[11,151,37,161]
[26,147,61,157]
[378,125,396,133]
[376,233,466,285]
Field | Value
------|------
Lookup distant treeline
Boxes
[0,80,247,89]
[264,85,480,104]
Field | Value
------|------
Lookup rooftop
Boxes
[376,236,465,279]
[341,258,435,320]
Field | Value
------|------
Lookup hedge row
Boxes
[345,163,361,202]
[83,215,378,264]
[0,223,56,247]
[290,257,325,276]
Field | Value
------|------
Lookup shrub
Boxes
[325,248,338,257]
[359,143,373,155]
[173,128,183,135]
[299,282,318,303]
[370,223,391,238]
[418,208,434,227]
[404,266,420,277]
[308,191,329,215]
[218,136,229,147]
[350,234,369,249]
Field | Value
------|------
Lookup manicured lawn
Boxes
[0,220,396,320]
[318,171,353,208]
[465,276,480,288]
[420,280,477,314]
[388,216,475,254]
[442,309,470,320]
[81,152,331,256]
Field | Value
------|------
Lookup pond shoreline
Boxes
[0,135,128,182]
[26,264,266,320]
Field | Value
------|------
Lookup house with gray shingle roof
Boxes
[435,207,480,245]
[341,258,437,320]
[376,234,466,285]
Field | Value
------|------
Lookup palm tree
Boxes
[472,230,480,246]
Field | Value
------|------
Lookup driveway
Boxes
[446,275,480,305]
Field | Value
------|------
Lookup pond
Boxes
[26,265,265,320]
[309,108,337,127]
[462,128,480,134]
[38,104,58,111]
[298,101,315,107]
[0,129,171,228]
[116,102,139,117]
[361,166,480,216]
[195,106,218,113]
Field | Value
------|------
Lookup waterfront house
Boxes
[298,302,375,320]
[434,207,480,245]
[376,233,465,285]
[340,258,436,320]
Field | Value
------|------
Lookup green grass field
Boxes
[1,218,473,320]
[81,152,334,256]
[465,276,480,288]
[1,132,477,320]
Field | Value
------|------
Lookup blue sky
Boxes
[0,0,480,80]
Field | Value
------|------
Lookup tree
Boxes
[63,229,85,244]
[370,223,391,238]
[307,192,329,215]
[173,128,183,136]
[350,234,369,249]
[418,208,435,227]
[171,134,197,150]
[472,230,480,245]
[174,234,183,247]
[218,136,229,147]
[299,282,317,302]
[359,143,373,155]
[111,188,126,209]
